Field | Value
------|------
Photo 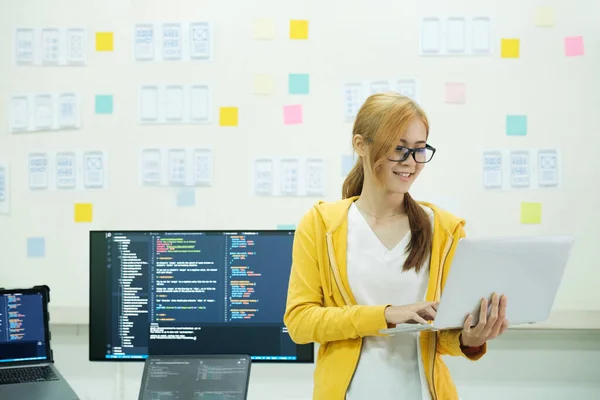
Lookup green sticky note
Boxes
[95,95,113,114]
[520,202,542,224]
[506,115,527,136]
[277,224,296,230]
[289,74,309,94]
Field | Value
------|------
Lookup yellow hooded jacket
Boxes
[284,196,487,400]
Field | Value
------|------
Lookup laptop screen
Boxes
[139,355,251,400]
[0,292,48,364]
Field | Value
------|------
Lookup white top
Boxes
[345,203,434,400]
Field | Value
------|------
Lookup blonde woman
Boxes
[284,93,509,400]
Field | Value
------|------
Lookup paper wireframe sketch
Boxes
[139,85,211,124]
[133,21,213,62]
[10,93,81,133]
[420,16,492,56]
[0,160,9,215]
[15,27,87,66]
[140,148,213,187]
[252,157,326,197]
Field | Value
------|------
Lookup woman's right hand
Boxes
[384,301,439,325]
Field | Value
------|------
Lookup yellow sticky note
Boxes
[254,74,274,95]
[535,6,555,27]
[520,202,542,224]
[75,203,93,223]
[501,38,520,58]
[96,32,114,51]
[254,18,275,40]
[220,107,238,127]
[290,20,309,40]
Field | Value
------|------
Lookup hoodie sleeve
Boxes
[283,208,390,345]
[436,219,487,360]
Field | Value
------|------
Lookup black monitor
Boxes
[89,230,313,363]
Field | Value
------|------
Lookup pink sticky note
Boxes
[565,36,584,57]
[445,82,466,104]
[284,105,303,125]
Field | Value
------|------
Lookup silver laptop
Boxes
[138,354,251,400]
[0,286,80,399]
[382,235,576,334]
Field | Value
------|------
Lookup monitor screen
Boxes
[138,355,251,400]
[0,290,49,364]
[89,230,313,363]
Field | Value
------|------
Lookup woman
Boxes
[283,92,509,399]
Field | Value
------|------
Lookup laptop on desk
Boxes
[381,235,576,334]
[0,286,79,399]
[138,354,251,400]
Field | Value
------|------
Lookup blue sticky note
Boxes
[27,237,45,258]
[342,155,356,176]
[277,224,296,230]
[177,189,196,207]
[95,95,113,114]
[288,74,310,94]
[506,115,527,136]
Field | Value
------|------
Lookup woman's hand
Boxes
[460,293,509,348]
[384,301,439,325]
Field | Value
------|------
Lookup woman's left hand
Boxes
[460,293,509,348]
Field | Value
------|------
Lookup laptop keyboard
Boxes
[0,366,59,385]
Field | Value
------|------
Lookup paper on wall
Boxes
[27,150,107,191]
[0,160,9,215]
[481,149,561,190]
[252,157,326,197]
[420,16,493,56]
[9,93,81,133]
[140,148,213,187]
[14,27,87,66]
[139,84,211,124]
[343,78,419,121]
[134,22,213,62]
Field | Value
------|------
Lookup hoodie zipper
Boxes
[430,237,453,400]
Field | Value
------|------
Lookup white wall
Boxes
[2,0,600,398]
[52,325,599,400]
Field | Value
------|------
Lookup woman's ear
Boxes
[353,134,367,157]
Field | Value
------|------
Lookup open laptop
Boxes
[138,354,252,400]
[381,235,576,334]
[0,285,79,399]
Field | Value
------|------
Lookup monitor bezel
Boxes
[89,230,314,364]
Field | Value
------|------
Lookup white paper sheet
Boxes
[0,160,9,215]
[343,78,420,121]
[10,93,81,133]
[14,27,87,66]
[482,149,561,190]
[27,150,107,191]
[139,85,211,124]
[140,148,214,187]
[134,22,213,62]
[253,157,326,197]
[420,16,493,56]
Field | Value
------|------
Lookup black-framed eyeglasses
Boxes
[388,144,436,163]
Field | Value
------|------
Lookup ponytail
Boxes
[342,158,364,199]
[402,192,433,273]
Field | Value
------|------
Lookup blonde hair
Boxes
[342,92,432,272]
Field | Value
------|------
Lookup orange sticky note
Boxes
[96,32,114,51]
[220,107,238,127]
[75,203,93,223]
[501,38,520,58]
[520,202,542,224]
[290,20,309,40]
